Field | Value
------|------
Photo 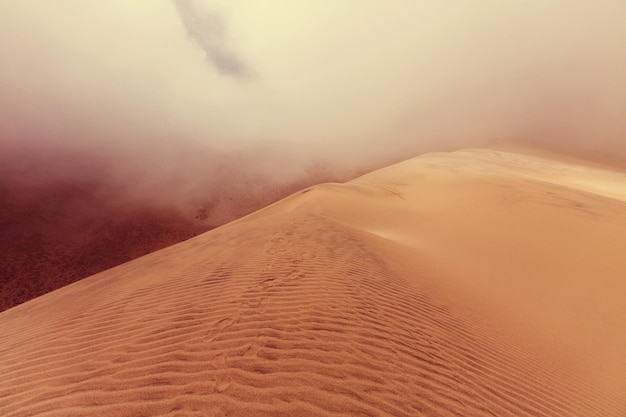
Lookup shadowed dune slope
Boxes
[1,149,625,416]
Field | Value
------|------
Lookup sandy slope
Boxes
[0,165,333,312]
[0,148,624,416]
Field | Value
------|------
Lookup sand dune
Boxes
[1,148,625,416]
[0,164,334,312]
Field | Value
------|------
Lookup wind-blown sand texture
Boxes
[0,165,332,312]
[1,149,625,416]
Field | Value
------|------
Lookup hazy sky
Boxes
[1,0,625,186]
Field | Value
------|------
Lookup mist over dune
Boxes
[1,1,625,308]
[2,1,625,164]
[1,148,625,416]
[0,143,347,310]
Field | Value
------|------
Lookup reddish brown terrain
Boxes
[0,149,343,311]
[0,178,206,311]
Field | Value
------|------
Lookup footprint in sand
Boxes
[241,335,267,359]
[208,353,234,393]
[256,278,276,290]
[239,298,264,316]
[241,298,263,308]
[203,316,238,343]
[286,270,306,281]
[214,374,233,393]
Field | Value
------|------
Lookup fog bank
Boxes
[2,1,625,188]
[1,1,625,307]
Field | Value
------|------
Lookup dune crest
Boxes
[1,149,625,416]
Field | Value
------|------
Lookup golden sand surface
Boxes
[1,148,625,416]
